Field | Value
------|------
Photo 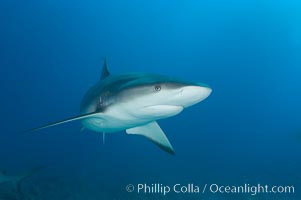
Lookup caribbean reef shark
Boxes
[25,59,212,154]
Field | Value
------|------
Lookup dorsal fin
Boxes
[100,57,110,80]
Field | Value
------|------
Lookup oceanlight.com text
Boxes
[125,183,295,196]
[208,183,294,196]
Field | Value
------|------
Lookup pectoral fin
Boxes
[22,112,100,133]
[126,121,175,155]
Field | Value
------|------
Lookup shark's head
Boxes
[105,74,212,119]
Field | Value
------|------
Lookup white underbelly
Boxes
[81,103,183,133]
[81,110,151,133]
[82,117,149,133]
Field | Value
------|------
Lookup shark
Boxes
[25,59,212,154]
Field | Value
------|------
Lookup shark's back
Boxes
[80,73,171,114]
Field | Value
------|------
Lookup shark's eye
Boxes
[154,85,161,92]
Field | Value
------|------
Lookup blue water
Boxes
[0,0,300,199]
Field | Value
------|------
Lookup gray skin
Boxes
[24,60,211,154]
[80,73,204,115]
[79,72,210,134]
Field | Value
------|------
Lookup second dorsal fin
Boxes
[100,58,110,80]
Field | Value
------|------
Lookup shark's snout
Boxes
[178,85,212,108]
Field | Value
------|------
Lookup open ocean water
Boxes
[0,0,300,199]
